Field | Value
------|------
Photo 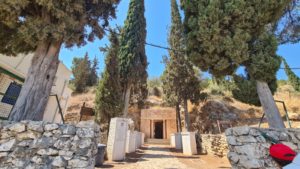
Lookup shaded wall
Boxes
[225,126,300,169]
[0,120,100,169]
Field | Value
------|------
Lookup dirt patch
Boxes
[170,148,231,169]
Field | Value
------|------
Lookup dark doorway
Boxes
[154,121,163,139]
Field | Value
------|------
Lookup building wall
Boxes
[0,53,72,122]
[0,74,22,118]
[140,107,177,140]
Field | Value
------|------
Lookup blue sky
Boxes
[59,0,300,80]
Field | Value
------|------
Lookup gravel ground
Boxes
[97,144,230,169]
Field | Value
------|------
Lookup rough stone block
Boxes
[0,139,16,151]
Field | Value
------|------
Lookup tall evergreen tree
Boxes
[71,53,91,92]
[0,0,120,121]
[95,31,123,125]
[282,57,300,91]
[87,57,99,86]
[181,0,290,128]
[118,0,148,116]
[162,0,203,132]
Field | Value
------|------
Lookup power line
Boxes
[102,28,300,70]
[280,68,300,70]
[145,42,184,52]
[103,27,184,52]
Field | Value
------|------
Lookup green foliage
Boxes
[0,0,120,56]
[282,57,300,91]
[95,31,123,124]
[162,0,203,106]
[71,53,90,92]
[148,77,162,97]
[277,80,288,87]
[87,57,99,86]
[71,52,99,92]
[181,0,290,77]
[148,77,162,89]
[118,0,148,92]
[246,33,281,82]
[232,74,277,106]
[152,87,162,97]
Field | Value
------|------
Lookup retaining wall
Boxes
[225,126,300,169]
[200,134,228,157]
[0,120,100,169]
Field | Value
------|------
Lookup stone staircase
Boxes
[145,139,170,145]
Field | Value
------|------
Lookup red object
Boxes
[270,144,297,164]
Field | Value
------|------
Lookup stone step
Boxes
[146,139,170,145]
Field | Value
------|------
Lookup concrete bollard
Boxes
[126,130,136,153]
[171,133,182,149]
[181,132,197,155]
[141,133,145,145]
[107,118,128,161]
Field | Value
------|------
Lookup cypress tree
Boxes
[71,53,90,92]
[162,0,203,132]
[282,57,300,91]
[0,0,120,121]
[182,0,290,128]
[118,0,148,116]
[95,31,123,125]
[87,57,99,87]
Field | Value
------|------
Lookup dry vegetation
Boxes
[64,83,300,131]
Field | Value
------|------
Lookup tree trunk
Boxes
[176,103,182,132]
[256,80,285,128]
[183,99,190,131]
[122,86,131,117]
[9,40,62,121]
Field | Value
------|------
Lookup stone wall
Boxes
[200,134,228,157]
[225,126,300,169]
[0,120,100,169]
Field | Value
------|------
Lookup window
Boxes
[1,82,22,105]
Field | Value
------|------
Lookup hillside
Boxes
[64,84,300,131]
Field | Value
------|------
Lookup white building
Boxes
[0,53,72,123]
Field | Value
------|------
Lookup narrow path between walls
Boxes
[97,144,231,169]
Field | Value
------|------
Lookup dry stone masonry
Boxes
[0,120,100,169]
[200,134,228,157]
[225,126,300,169]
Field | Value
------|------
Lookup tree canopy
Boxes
[181,0,290,76]
[0,0,120,56]
[95,31,123,124]
[118,0,148,115]
[118,0,147,87]
[282,57,300,91]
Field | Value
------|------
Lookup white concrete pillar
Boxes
[136,132,142,148]
[126,130,136,153]
[181,132,197,155]
[107,118,128,161]
[141,133,145,145]
[171,133,182,149]
[171,133,176,147]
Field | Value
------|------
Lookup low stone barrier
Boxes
[0,120,100,169]
[200,134,228,157]
[225,126,300,169]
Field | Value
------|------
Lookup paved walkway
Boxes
[98,144,230,169]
